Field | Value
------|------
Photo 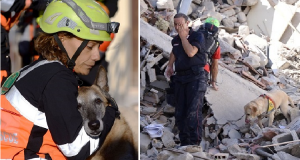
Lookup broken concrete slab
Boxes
[206,117,216,125]
[237,12,247,23]
[157,0,174,10]
[247,0,297,42]
[242,0,258,6]
[222,9,236,17]
[233,153,260,160]
[238,25,250,38]
[228,144,243,155]
[222,138,239,146]
[220,5,236,13]
[147,147,159,157]
[157,150,177,160]
[218,38,242,60]
[205,65,266,126]
[192,152,209,160]
[276,151,300,160]
[272,130,300,154]
[250,123,263,135]
[141,106,157,114]
[141,133,152,153]
[219,29,235,47]
[140,19,173,53]
[287,117,300,134]
[222,124,238,136]
[229,16,238,23]
[229,129,242,139]
[150,80,169,90]
[244,34,268,51]
[288,107,300,121]
[174,152,193,160]
[282,10,300,47]
[161,128,176,148]
[155,18,170,33]
[222,17,235,28]
[185,145,203,153]
[143,91,160,104]
[147,54,163,69]
[148,68,157,82]
[214,153,229,160]
[243,52,261,69]
[141,0,149,15]
[163,104,175,115]
[202,1,215,12]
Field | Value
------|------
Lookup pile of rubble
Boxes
[140,0,300,159]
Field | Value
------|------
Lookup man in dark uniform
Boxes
[166,13,220,146]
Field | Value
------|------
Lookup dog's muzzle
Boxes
[88,120,100,130]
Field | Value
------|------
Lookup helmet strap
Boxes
[53,33,89,70]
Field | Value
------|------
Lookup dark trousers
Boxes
[174,72,208,146]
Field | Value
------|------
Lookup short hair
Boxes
[174,13,188,22]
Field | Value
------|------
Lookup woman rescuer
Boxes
[0,0,120,159]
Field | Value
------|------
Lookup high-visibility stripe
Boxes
[28,158,47,160]
[17,60,62,81]
[6,86,48,129]
[57,127,99,157]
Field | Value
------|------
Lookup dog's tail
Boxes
[288,96,296,108]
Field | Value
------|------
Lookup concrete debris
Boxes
[228,129,242,139]
[161,128,176,148]
[276,151,300,160]
[147,147,159,158]
[173,152,193,160]
[272,130,300,156]
[156,0,174,10]
[140,133,152,154]
[140,0,300,159]
[152,139,164,149]
[233,153,260,160]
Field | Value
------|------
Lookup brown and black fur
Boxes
[77,66,137,160]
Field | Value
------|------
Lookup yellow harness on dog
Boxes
[260,94,276,114]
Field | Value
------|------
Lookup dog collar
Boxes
[260,94,276,114]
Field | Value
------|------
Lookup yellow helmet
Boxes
[39,0,119,42]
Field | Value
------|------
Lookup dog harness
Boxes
[260,94,276,114]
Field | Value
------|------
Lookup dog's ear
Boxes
[94,66,109,92]
[251,105,257,113]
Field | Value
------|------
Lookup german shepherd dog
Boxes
[77,66,137,160]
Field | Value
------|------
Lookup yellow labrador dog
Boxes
[77,66,138,160]
[244,90,295,128]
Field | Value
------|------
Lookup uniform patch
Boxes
[1,72,20,95]
[268,99,275,112]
